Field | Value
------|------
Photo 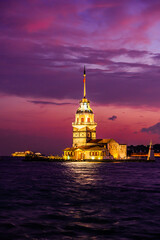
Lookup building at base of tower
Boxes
[63,67,127,160]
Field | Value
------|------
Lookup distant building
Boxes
[12,151,34,157]
[63,67,127,160]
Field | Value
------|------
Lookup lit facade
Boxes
[64,67,127,160]
[72,98,97,147]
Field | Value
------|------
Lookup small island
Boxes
[11,68,156,162]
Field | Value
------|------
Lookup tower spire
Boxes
[83,66,86,98]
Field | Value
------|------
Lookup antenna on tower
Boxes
[83,66,86,98]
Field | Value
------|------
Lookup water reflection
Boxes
[1,159,160,239]
[62,162,101,185]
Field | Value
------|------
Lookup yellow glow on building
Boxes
[63,67,127,160]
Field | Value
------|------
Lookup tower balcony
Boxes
[72,122,97,128]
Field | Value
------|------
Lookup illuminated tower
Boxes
[72,67,97,147]
[147,141,155,160]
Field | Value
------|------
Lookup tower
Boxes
[147,141,155,160]
[72,67,97,147]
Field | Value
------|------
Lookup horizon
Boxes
[1,0,160,155]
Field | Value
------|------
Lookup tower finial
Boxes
[83,66,86,98]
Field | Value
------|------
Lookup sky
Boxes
[1,0,160,155]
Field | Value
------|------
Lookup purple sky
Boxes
[1,0,160,155]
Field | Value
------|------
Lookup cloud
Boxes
[0,37,160,108]
[108,115,117,121]
[141,122,160,135]
[28,100,73,106]
[0,0,160,109]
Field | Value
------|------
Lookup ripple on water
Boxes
[0,158,160,239]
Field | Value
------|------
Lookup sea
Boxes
[0,157,160,240]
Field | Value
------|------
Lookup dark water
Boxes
[0,158,160,240]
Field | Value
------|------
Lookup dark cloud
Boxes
[141,122,160,135]
[0,0,160,109]
[108,115,117,121]
[0,38,160,108]
[28,100,73,106]
[133,131,138,134]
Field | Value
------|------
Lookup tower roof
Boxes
[76,97,93,113]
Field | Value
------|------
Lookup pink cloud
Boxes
[25,17,54,33]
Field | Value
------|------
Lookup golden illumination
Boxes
[63,68,127,160]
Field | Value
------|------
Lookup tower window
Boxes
[87,118,90,123]
[77,118,79,123]
[81,118,84,122]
